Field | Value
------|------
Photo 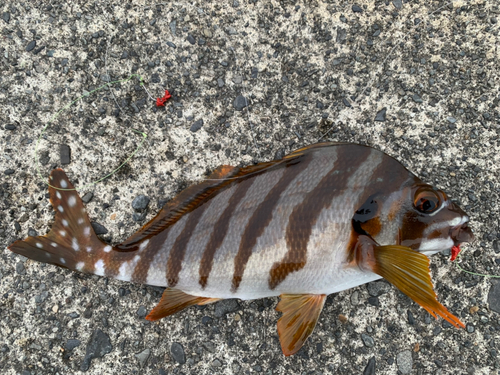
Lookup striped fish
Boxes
[9,143,473,356]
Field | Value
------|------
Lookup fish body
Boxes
[8,143,473,356]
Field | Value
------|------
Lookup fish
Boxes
[8,142,474,356]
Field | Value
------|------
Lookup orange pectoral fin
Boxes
[276,294,326,356]
[145,288,221,321]
[372,245,465,329]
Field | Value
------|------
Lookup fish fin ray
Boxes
[8,169,106,271]
[276,294,326,356]
[373,245,465,328]
[117,148,311,251]
[145,288,221,321]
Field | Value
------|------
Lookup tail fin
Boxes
[8,169,108,273]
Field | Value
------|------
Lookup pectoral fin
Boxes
[276,294,326,356]
[145,288,220,321]
[372,245,464,328]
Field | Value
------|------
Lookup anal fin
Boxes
[276,294,326,356]
[145,288,221,321]
[373,245,465,328]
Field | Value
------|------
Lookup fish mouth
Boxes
[450,222,474,246]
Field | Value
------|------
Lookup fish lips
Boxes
[450,222,474,245]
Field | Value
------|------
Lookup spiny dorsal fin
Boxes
[117,143,336,251]
[117,143,327,252]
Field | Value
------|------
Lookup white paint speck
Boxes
[62,219,69,227]
[68,196,77,207]
[139,239,150,251]
[78,218,85,224]
[72,238,80,251]
[83,227,90,236]
[60,180,68,188]
[60,258,66,264]
[58,206,64,213]
[76,262,85,271]
[36,242,43,249]
[51,242,57,247]
[94,259,105,276]
[59,230,66,237]
[56,191,62,199]
[86,246,92,253]
[103,245,112,253]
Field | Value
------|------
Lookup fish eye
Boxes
[413,187,441,214]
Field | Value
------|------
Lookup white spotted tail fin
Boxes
[9,169,107,272]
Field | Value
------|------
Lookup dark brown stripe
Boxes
[130,228,171,283]
[167,205,209,287]
[198,178,254,289]
[231,155,313,292]
[268,146,373,290]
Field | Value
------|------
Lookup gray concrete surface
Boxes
[1,0,499,374]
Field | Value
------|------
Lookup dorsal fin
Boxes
[116,143,330,251]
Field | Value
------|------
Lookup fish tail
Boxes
[8,169,109,273]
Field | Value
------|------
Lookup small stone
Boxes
[212,359,222,368]
[82,193,93,203]
[466,323,475,333]
[363,357,376,375]
[203,28,212,38]
[137,306,147,319]
[60,144,71,165]
[232,76,243,84]
[5,124,16,130]
[28,228,38,237]
[396,350,412,374]
[392,0,403,9]
[488,281,500,313]
[412,94,423,103]
[65,339,81,351]
[375,107,387,122]
[187,34,196,45]
[170,342,185,364]
[166,41,176,48]
[203,342,216,353]
[233,95,248,111]
[447,116,457,123]
[80,329,113,372]
[132,195,150,211]
[133,212,146,222]
[190,119,204,132]
[91,223,108,235]
[26,40,37,52]
[135,348,151,367]
[214,299,240,317]
[350,291,359,306]
[352,5,363,12]
[367,281,390,296]
[361,333,375,347]
[169,20,176,35]
[4,169,15,175]
[217,78,225,88]
[16,262,26,275]
[342,98,351,107]
[2,12,10,23]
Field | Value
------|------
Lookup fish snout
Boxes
[450,222,474,245]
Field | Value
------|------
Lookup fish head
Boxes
[398,183,474,255]
[353,180,473,256]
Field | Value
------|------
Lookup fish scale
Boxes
[8,142,474,356]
